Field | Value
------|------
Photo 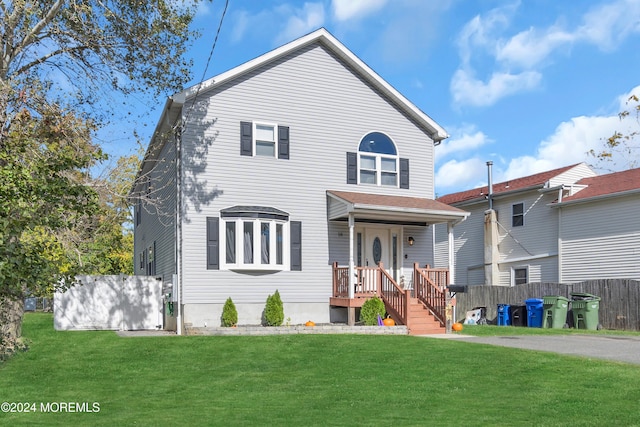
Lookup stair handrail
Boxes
[377,263,409,327]
[413,263,447,325]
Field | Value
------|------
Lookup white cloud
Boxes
[503,86,640,179]
[451,68,541,107]
[496,26,575,68]
[578,0,640,50]
[276,3,326,44]
[452,0,640,107]
[332,0,388,22]
[435,158,489,194]
[435,125,491,162]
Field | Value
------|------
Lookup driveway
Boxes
[429,334,640,365]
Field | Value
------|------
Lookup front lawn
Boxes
[2,313,640,426]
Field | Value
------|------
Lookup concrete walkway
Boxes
[426,334,640,365]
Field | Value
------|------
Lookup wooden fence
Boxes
[454,280,640,331]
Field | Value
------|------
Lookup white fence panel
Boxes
[54,275,163,331]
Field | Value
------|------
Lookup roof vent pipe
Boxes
[486,161,494,210]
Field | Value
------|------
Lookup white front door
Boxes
[355,227,401,283]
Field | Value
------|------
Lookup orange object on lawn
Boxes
[383,317,395,326]
[452,322,463,332]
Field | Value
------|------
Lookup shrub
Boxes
[360,296,386,326]
[221,297,238,327]
[264,290,284,326]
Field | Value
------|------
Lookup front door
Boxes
[355,227,401,283]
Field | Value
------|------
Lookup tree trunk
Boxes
[0,295,25,358]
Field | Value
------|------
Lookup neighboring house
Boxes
[435,163,640,287]
[132,28,468,333]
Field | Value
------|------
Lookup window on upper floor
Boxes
[346,132,409,188]
[207,207,301,271]
[358,132,398,186]
[512,202,524,227]
[512,266,528,286]
[240,121,290,159]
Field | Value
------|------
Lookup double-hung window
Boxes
[254,123,277,157]
[512,267,528,286]
[358,132,398,186]
[240,121,290,159]
[512,202,524,227]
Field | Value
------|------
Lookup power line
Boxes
[182,0,230,129]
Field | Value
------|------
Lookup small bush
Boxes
[221,297,238,327]
[360,296,386,326]
[264,290,284,326]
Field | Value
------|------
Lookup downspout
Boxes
[175,122,183,335]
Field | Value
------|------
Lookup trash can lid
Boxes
[571,292,599,300]
[525,298,543,304]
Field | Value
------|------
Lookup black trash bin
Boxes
[509,305,528,327]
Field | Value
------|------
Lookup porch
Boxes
[331,262,451,334]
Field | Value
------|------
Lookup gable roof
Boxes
[327,190,469,224]
[558,167,640,204]
[172,27,448,142]
[436,164,583,206]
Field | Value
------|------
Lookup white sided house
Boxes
[132,28,468,334]
[435,163,640,287]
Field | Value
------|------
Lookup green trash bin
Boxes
[543,296,569,329]
[571,293,601,330]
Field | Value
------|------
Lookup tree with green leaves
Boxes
[0,0,210,358]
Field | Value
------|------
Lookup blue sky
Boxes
[105,0,640,196]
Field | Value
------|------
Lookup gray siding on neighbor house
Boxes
[559,194,640,282]
[491,191,559,263]
[434,208,485,286]
[177,43,438,305]
[133,137,177,283]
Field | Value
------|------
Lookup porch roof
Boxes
[327,190,469,225]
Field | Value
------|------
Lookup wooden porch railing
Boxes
[378,266,408,327]
[413,263,448,325]
[332,262,449,328]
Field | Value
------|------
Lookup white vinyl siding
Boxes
[560,194,640,281]
[133,135,177,283]
[178,42,438,304]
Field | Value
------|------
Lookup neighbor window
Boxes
[358,132,398,186]
[512,202,524,227]
[513,267,528,286]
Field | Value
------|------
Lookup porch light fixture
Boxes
[407,236,415,246]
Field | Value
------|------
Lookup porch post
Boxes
[447,221,455,285]
[348,214,355,325]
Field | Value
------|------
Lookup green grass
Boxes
[2,313,640,426]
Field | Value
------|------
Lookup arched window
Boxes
[358,132,398,186]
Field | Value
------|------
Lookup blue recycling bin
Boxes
[497,304,511,326]
[525,298,544,328]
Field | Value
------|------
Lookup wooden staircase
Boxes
[331,262,449,334]
[405,297,445,335]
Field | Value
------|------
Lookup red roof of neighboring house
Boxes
[437,164,581,205]
[560,167,640,203]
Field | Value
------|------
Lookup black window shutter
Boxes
[278,126,290,159]
[240,121,253,156]
[290,221,302,271]
[206,217,220,270]
[400,158,410,189]
[346,152,357,184]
